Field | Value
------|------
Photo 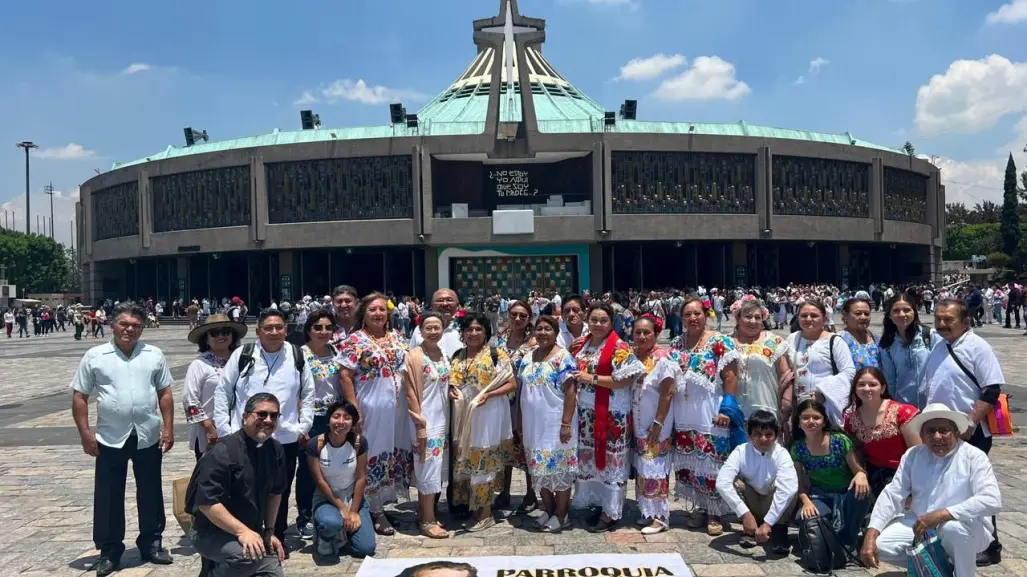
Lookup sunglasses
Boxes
[250,410,280,421]
[208,328,234,338]
[311,324,336,333]
[509,312,529,320]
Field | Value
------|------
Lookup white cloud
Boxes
[121,63,152,75]
[915,54,1027,135]
[653,56,750,101]
[929,115,1027,206]
[615,53,686,81]
[293,91,319,106]
[986,0,1027,24]
[795,57,829,85]
[320,79,427,105]
[34,143,97,160]
[0,187,80,246]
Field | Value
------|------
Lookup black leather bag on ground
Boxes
[797,515,849,573]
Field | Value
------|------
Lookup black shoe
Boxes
[95,558,118,577]
[976,549,1001,567]
[143,548,173,565]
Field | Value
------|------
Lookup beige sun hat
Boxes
[187,313,248,344]
[907,402,974,435]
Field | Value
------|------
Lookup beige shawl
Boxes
[452,349,514,462]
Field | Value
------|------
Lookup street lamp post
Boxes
[15,141,38,235]
[44,182,55,239]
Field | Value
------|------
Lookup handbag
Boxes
[986,393,1014,436]
[907,529,953,577]
[172,477,193,534]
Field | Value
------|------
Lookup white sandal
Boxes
[640,519,669,535]
[542,514,569,533]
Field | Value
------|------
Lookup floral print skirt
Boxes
[673,427,732,516]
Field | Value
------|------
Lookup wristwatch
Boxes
[592,374,599,386]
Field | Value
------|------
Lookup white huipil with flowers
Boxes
[338,330,409,512]
[670,334,740,516]
[733,333,790,418]
[399,355,450,495]
[572,339,647,520]
[517,346,579,492]
[632,347,682,521]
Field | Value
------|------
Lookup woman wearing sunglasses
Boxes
[183,313,247,460]
[294,309,345,541]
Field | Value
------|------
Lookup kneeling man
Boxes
[188,393,287,577]
[861,403,1001,577]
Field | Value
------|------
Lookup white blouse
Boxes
[788,332,855,426]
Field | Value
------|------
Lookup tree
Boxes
[0,229,78,295]
[902,141,916,157]
[1000,153,1021,257]
[973,201,1001,223]
[946,202,971,226]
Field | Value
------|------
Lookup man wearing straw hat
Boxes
[861,403,1002,577]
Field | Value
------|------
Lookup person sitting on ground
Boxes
[187,392,287,577]
[861,403,1002,577]
[305,400,376,560]
[715,409,798,555]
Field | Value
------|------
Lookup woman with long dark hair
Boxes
[842,367,920,495]
[878,294,943,408]
[570,302,646,532]
[790,397,870,550]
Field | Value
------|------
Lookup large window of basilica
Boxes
[266,156,414,224]
[611,151,756,214]
[151,166,252,232]
[883,167,928,224]
[92,182,139,241]
[772,156,870,218]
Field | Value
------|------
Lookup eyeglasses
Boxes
[209,328,234,338]
[509,312,529,320]
[250,410,280,421]
[311,324,336,333]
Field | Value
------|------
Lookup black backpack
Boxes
[238,342,305,376]
[797,515,849,573]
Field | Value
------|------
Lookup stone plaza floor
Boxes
[1,313,1026,577]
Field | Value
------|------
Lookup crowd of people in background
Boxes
[57,272,1024,577]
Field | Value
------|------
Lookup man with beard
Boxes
[328,285,359,348]
[189,393,288,577]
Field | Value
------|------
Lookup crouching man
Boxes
[715,410,798,555]
[861,403,1002,577]
[187,393,288,577]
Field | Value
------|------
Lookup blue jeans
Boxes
[313,499,375,558]
[796,487,870,549]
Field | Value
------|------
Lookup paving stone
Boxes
[692,563,766,576]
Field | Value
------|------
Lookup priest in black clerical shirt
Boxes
[187,392,287,577]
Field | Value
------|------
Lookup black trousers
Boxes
[93,434,166,561]
[1005,306,1021,329]
[294,417,328,527]
[275,442,299,540]
[968,426,1001,553]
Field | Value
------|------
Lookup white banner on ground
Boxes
[356,553,693,577]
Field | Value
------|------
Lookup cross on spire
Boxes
[478,0,544,89]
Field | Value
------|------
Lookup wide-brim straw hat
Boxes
[907,403,973,435]
[188,313,248,344]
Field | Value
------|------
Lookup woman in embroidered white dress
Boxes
[669,296,741,536]
[730,297,793,427]
[630,314,680,534]
[402,311,451,539]
[449,312,517,532]
[494,300,537,513]
[295,309,345,540]
[339,293,409,536]
[786,300,855,427]
[183,313,246,460]
[571,302,646,533]
[517,315,578,532]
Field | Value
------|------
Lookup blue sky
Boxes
[2,0,1026,245]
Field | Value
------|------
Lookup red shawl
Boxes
[572,333,620,470]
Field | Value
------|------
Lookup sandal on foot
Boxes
[372,514,395,536]
[542,515,570,533]
[739,535,757,548]
[641,519,669,535]
[514,500,539,516]
[706,518,724,536]
[589,517,618,533]
[465,517,497,532]
[420,521,449,539]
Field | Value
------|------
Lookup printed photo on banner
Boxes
[355,553,693,577]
